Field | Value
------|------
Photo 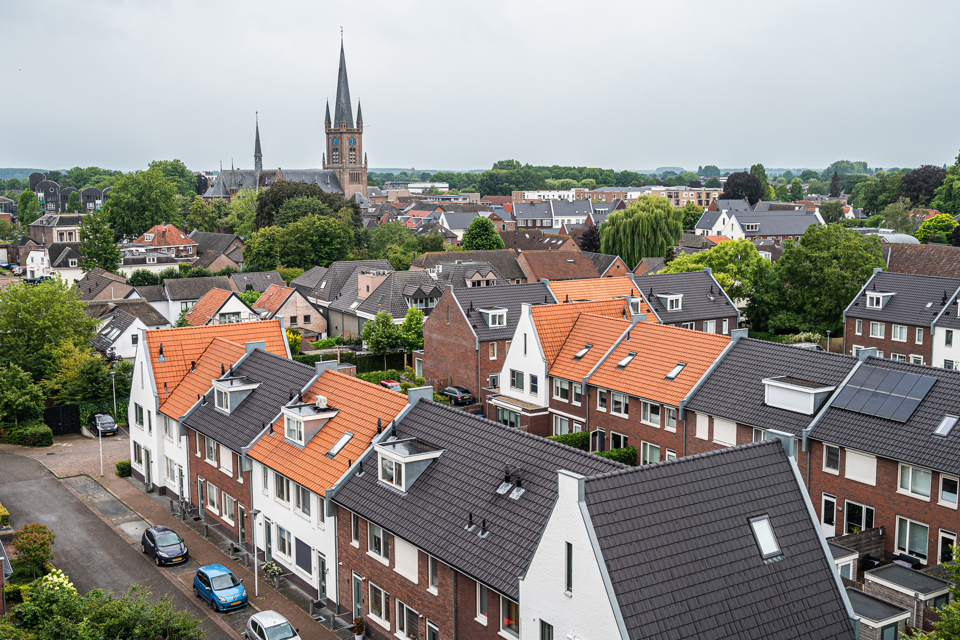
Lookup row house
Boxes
[88,300,169,360]
[498,229,578,253]
[513,200,594,230]
[420,282,554,404]
[127,320,289,499]
[410,250,527,284]
[136,276,234,324]
[245,368,411,608]
[291,259,393,325]
[426,261,508,290]
[185,288,259,326]
[843,269,960,369]
[698,207,824,241]
[580,251,630,277]
[76,268,136,301]
[253,283,327,339]
[29,213,83,247]
[231,271,284,294]
[327,269,441,338]
[331,398,857,640]
[516,251,601,282]
[547,276,640,303]
[128,224,198,261]
[648,185,721,207]
[189,231,244,272]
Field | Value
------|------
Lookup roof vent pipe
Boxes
[377,417,382,434]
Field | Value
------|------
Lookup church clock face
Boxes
[349,137,356,146]
[332,138,339,146]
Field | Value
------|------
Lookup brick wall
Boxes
[455,573,514,640]
[865,580,928,629]
[844,316,932,363]
[858,618,906,640]
[187,428,252,547]
[423,290,481,398]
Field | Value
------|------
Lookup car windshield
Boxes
[155,533,181,547]
[99,416,116,425]
[265,622,297,640]
[210,573,241,590]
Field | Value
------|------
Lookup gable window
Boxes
[722,318,729,334]
[135,403,144,427]
[564,541,573,593]
[215,389,229,412]
[666,408,677,432]
[553,379,569,401]
[916,328,924,344]
[823,444,840,474]
[500,597,520,638]
[509,370,524,391]
[896,516,929,562]
[845,501,874,534]
[611,392,629,417]
[295,484,311,517]
[940,475,958,508]
[274,472,290,503]
[285,417,303,444]
[380,456,404,490]
[489,342,497,360]
[749,515,782,560]
[641,402,661,427]
[529,374,538,395]
[641,441,660,465]
[572,384,581,405]
[892,324,907,342]
[368,523,386,559]
[870,322,885,338]
[898,463,932,499]
[132,334,138,346]
[855,319,862,335]
[597,389,607,411]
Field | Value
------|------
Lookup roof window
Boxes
[616,352,637,369]
[749,515,782,560]
[327,432,354,458]
[665,363,687,380]
[934,415,958,437]
[573,345,593,360]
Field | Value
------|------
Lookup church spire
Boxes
[254,112,262,175]
[325,100,331,127]
[333,37,354,128]
[356,101,362,125]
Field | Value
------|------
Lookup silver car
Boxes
[245,610,300,640]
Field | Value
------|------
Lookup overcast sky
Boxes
[4,0,958,174]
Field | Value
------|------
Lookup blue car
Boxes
[193,564,248,611]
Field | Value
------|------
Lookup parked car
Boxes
[11,266,25,276]
[439,385,474,405]
[245,610,300,640]
[379,380,402,392]
[193,564,247,611]
[140,525,188,566]
[89,413,119,436]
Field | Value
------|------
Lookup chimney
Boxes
[245,340,266,354]
[730,328,748,342]
[315,360,339,376]
[766,429,795,459]
[857,347,878,362]
[407,386,433,405]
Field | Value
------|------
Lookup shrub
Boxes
[358,369,404,385]
[4,421,54,447]
[278,267,304,284]
[432,392,450,405]
[311,336,343,349]
[115,459,132,477]
[12,522,55,579]
[596,446,638,466]
[547,431,590,451]
[0,500,8,526]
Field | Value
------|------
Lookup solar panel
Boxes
[846,366,873,388]
[862,367,891,392]
[859,392,888,416]
[875,394,903,420]
[846,388,875,413]
[892,373,923,398]
[891,398,923,423]
[874,371,902,394]
[831,385,858,410]
[831,365,938,423]
[907,376,936,400]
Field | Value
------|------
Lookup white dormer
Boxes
[656,292,683,311]
[375,438,444,493]
[211,375,260,414]
[144,233,155,241]
[280,395,340,447]
[479,307,507,328]
[866,291,895,309]
[763,376,836,415]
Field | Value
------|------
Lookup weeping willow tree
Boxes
[599,195,684,268]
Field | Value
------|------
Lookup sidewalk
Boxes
[95,473,347,640]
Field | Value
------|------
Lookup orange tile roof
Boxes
[133,224,197,247]
[589,322,729,406]
[145,319,288,403]
[247,370,409,497]
[159,337,246,417]
[548,276,639,303]
[549,314,630,381]
[184,288,234,326]
[254,284,295,315]
[531,299,631,365]
[705,235,732,244]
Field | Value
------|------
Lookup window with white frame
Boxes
[476,583,488,623]
[135,403,144,427]
[133,442,143,466]
[426,621,439,640]
[947,330,954,347]
[665,408,677,432]
[489,342,497,359]
[510,369,524,390]
[380,456,403,489]
[221,492,235,523]
[722,318,729,334]
[896,516,929,561]
[867,294,882,308]
[262,465,269,493]
[285,416,303,444]
[940,531,957,565]
[611,432,628,449]
[870,322,885,338]
[940,475,959,508]
[597,389,607,411]
[368,582,390,626]
[947,360,956,370]
[215,389,229,411]
[641,402,661,427]
[911,355,923,365]
[712,418,737,446]
[704,320,716,333]
[845,450,877,485]
[166,457,177,480]
[553,415,570,436]
[641,441,660,465]
[899,463,932,499]
[823,444,840,473]
[204,437,217,464]
[368,523,386,558]
[892,324,907,342]
[665,448,676,460]
[845,501,874,534]
[500,596,519,638]
[916,328,924,344]
[206,481,219,512]
[274,472,290,502]
[162,414,174,439]
[855,319,863,335]
[682,322,695,330]
[553,379,569,401]
[397,600,418,640]
[611,392,629,417]
[277,525,292,557]
[489,373,499,388]
[529,374,538,395]
[295,484,311,517]
[219,444,233,476]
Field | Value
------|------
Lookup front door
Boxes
[352,573,363,618]
[821,494,837,537]
[197,478,205,518]
[318,553,327,601]
[264,519,273,562]
[238,504,246,546]
[144,449,152,485]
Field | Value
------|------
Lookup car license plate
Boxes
[171,557,182,562]
[231,601,241,606]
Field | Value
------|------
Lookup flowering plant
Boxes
[261,561,283,578]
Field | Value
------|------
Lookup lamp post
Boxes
[249,509,261,597]
[826,330,832,354]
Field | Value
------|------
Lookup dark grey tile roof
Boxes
[499,229,572,253]
[811,357,960,476]
[585,441,855,640]
[412,251,525,282]
[86,299,169,327]
[714,198,752,212]
[695,210,723,230]
[450,282,554,342]
[203,169,344,198]
[638,270,739,325]
[846,589,908,623]
[76,268,128,300]
[439,211,480,231]
[845,271,960,327]
[184,349,315,453]
[753,202,805,212]
[866,564,950,595]
[686,338,858,436]
[290,266,329,298]
[163,276,233,301]
[136,284,167,302]
[512,202,552,220]
[189,231,239,256]
[733,210,822,237]
[432,261,508,289]
[231,271,283,293]
[829,542,857,560]
[122,253,178,267]
[91,309,136,352]
[48,242,81,268]
[332,400,624,600]
[550,200,593,218]
[355,271,441,318]
[580,251,621,275]
[634,256,666,275]
[309,260,392,303]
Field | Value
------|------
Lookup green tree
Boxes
[221,188,258,238]
[829,171,841,197]
[18,189,40,226]
[383,244,414,270]
[399,307,425,352]
[746,224,884,335]
[750,163,775,200]
[775,184,789,201]
[78,207,122,274]
[12,522,55,579]
[660,239,770,301]
[210,199,232,230]
[599,196,683,267]
[238,289,262,305]
[242,226,284,271]
[721,172,765,205]
[103,170,179,241]
[417,234,446,253]
[461,217,505,251]
[278,214,353,269]
[127,269,160,287]
[881,197,918,233]
[361,311,402,367]
[156,266,182,282]
[66,191,83,213]
[905,544,960,639]
[933,151,960,216]
[186,266,214,278]
[274,195,332,227]
[819,201,846,224]
[0,364,45,426]
[680,201,703,230]
[370,222,414,259]
[703,176,721,188]
[900,165,946,207]
[255,181,360,230]
[701,165,721,177]
[44,344,112,404]
[789,179,804,201]
[806,180,830,195]
[185,196,216,232]
[0,218,13,240]
[147,159,196,197]
[0,280,99,380]
[286,329,302,353]
[799,169,819,182]
[916,214,958,243]
[5,177,21,191]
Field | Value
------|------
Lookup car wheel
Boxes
[155,555,162,566]
[209,598,217,611]
[193,585,200,597]
[141,544,147,553]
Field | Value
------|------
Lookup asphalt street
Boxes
[0,451,234,640]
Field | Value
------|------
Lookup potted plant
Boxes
[262,561,283,588]
[353,616,365,639]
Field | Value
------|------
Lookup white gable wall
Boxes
[499,303,549,408]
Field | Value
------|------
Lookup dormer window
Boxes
[763,376,836,415]
[215,389,229,411]
[743,223,760,232]
[656,293,683,311]
[380,457,403,489]
[211,375,260,416]
[145,233,155,241]
[375,438,443,493]
[286,416,304,444]
[281,397,339,448]
[480,308,507,328]
[147,257,156,264]
[866,292,894,309]
[68,259,77,267]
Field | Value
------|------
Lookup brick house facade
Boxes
[844,314,931,365]
[187,428,252,547]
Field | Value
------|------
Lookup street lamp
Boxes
[826,330,832,354]
[249,509,261,597]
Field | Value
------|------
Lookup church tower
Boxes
[254,112,263,188]
[323,38,367,199]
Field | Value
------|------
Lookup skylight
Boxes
[665,363,687,380]
[749,515,782,560]
[616,352,637,369]
[573,345,593,360]
[934,415,958,437]
[327,432,354,458]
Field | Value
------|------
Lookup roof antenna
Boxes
[377,417,382,434]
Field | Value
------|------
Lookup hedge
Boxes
[596,446,637,466]
[115,459,132,478]
[547,431,590,451]
[2,421,53,447]
[0,501,8,527]
[293,351,407,374]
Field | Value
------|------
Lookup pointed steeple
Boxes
[333,38,354,128]
[254,112,262,175]
[356,101,363,125]
[324,100,331,127]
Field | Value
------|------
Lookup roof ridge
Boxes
[875,270,960,284]
[740,337,858,360]
[159,336,246,410]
